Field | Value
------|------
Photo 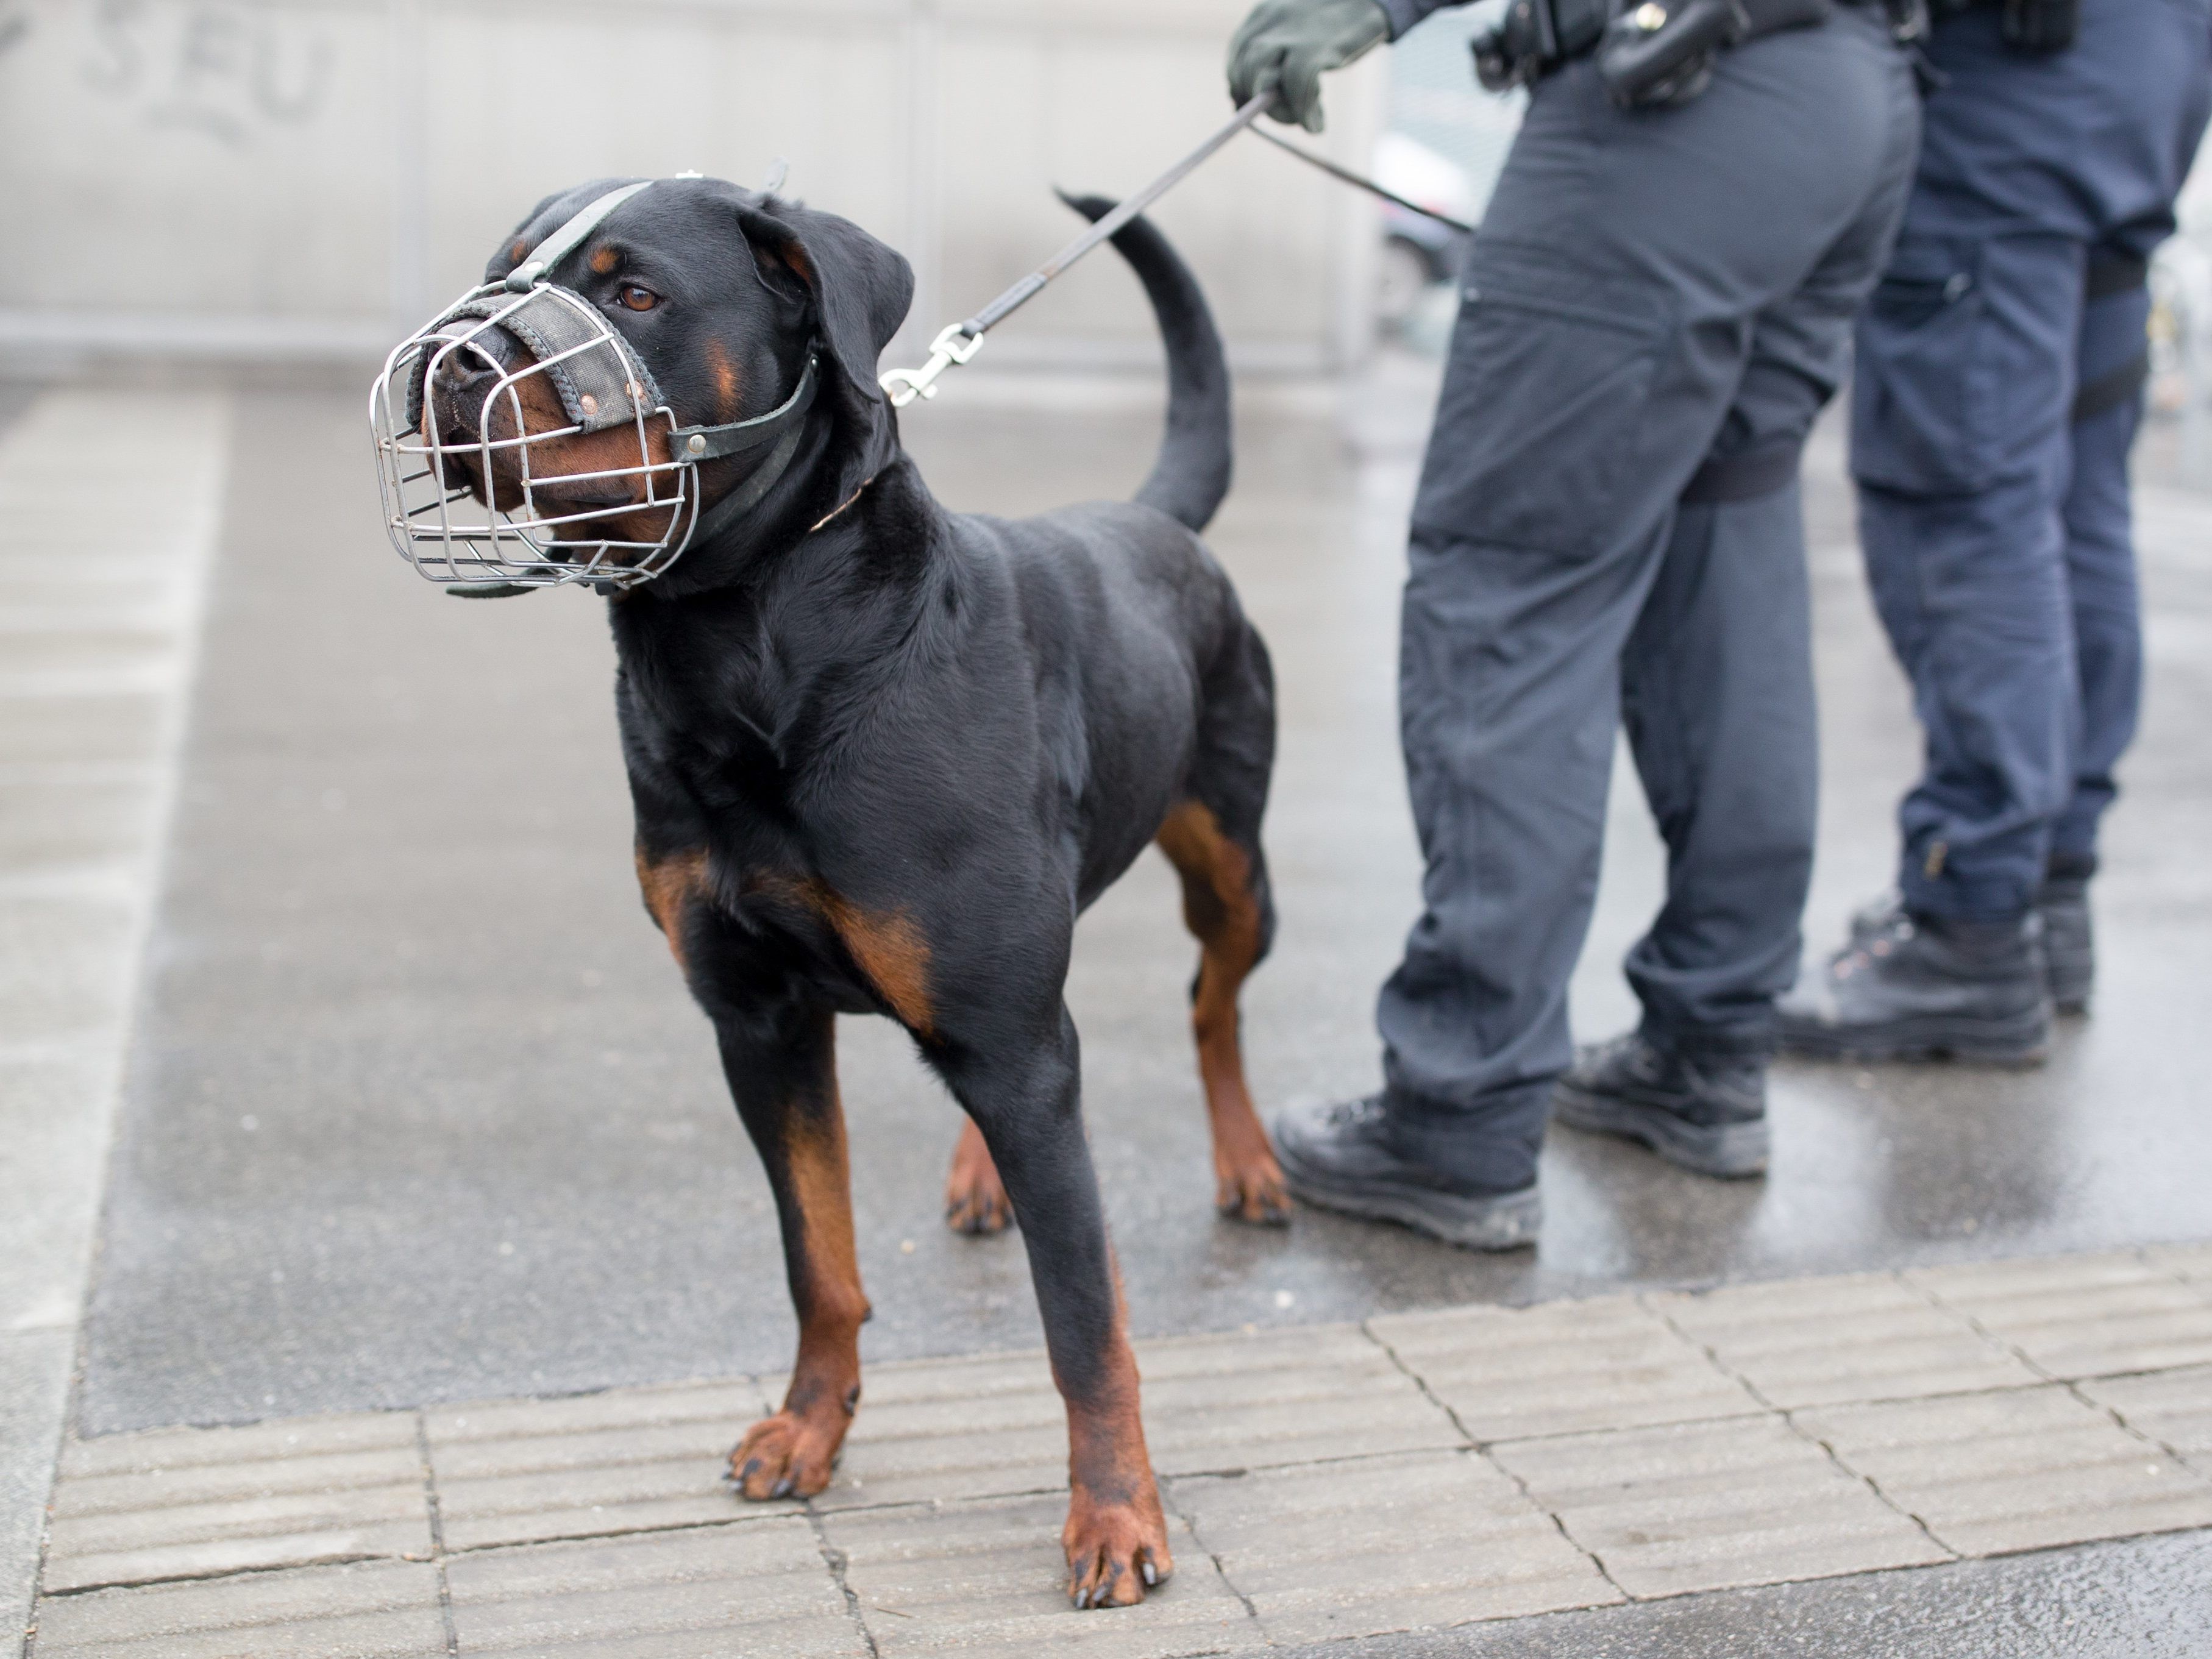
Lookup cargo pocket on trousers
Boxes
[1410,268,1671,557]
[1850,239,1993,495]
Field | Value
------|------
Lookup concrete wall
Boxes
[0,0,1385,373]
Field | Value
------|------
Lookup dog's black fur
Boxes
[436,176,1281,1608]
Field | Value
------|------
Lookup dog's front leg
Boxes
[717,1001,869,1500]
[937,1005,1173,1608]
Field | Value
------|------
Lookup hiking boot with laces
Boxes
[1272,1096,1541,1251]
[1552,1032,1769,1178]
[1779,908,2051,1065]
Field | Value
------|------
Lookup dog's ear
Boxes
[732,195,914,487]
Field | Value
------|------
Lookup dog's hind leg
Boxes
[716,1001,870,1500]
[944,1117,1015,1235]
[1156,616,1287,1224]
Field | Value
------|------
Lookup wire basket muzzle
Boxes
[369,282,701,592]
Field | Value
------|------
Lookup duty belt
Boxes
[1475,0,1922,107]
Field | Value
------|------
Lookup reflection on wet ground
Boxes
[73,362,2212,1430]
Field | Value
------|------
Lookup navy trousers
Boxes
[1378,9,1919,1190]
[1852,0,2212,918]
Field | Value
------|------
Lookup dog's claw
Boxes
[1216,1162,1293,1227]
[1065,1502,1170,1611]
[729,1410,842,1503]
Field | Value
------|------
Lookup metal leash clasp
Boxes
[881,323,986,409]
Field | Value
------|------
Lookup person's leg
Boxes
[2040,259,2153,1012]
[1856,227,2083,924]
[1562,90,1920,1175]
[1783,221,2079,1064]
[1277,7,1916,1234]
[2054,265,2152,869]
[1789,0,2212,1062]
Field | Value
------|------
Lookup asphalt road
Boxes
[74,366,2212,1432]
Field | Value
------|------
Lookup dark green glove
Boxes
[1227,0,1390,134]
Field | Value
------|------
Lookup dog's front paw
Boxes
[1215,1155,1292,1227]
[728,1410,842,1501]
[1062,1492,1173,1610]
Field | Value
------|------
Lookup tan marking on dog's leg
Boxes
[1058,1266,1172,1608]
[1155,801,1287,1225]
[944,1116,1013,1236]
[635,846,710,975]
[733,1014,869,1501]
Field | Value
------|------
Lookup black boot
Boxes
[1552,1033,1769,1178]
[1852,880,2091,1015]
[2038,854,2096,1015]
[1272,1097,1541,1251]
[1779,908,2052,1065]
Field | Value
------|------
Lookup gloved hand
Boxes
[1227,0,1390,133]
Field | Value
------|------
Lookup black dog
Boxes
[426,176,1282,1608]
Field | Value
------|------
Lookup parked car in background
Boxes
[1373,132,1474,332]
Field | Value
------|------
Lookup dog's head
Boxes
[418,175,913,580]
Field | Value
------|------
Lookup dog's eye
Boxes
[617,285,660,313]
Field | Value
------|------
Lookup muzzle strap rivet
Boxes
[687,434,708,455]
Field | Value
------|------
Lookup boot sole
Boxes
[1552,1085,1769,1179]
[1276,1148,1540,1251]
[1779,1004,2051,1067]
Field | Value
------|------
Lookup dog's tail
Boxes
[1058,193,1232,534]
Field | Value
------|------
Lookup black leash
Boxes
[882,97,1476,408]
[1250,126,1476,237]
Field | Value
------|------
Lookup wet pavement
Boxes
[69,360,2212,1433]
[1282,1530,2212,1659]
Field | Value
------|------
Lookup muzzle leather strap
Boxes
[504,180,659,294]
[680,351,823,553]
[667,352,819,463]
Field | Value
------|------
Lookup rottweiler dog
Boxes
[420,176,1284,1609]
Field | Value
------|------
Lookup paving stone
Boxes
[0,696,164,772]
[1370,1294,1762,1442]
[824,1493,1257,1657]
[1489,1415,1947,1599]
[1138,1324,1462,1475]
[2077,1366,2212,1462]
[1799,1385,2212,1557]
[2144,1243,2212,1285]
[0,1054,121,1336]
[0,781,157,884]
[1171,1449,1619,1644]
[29,1558,445,1658]
[44,1413,432,1592]
[0,898,137,1050]
[1651,1273,2040,1409]
[816,1327,1460,1513]
[808,1351,1067,1512]
[425,1377,782,1551]
[444,1518,862,1657]
[3,1331,74,1659]
[1906,1252,2212,1378]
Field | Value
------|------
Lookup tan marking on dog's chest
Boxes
[636,847,711,972]
[748,873,935,1036]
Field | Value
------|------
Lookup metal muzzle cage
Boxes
[371,275,701,595]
